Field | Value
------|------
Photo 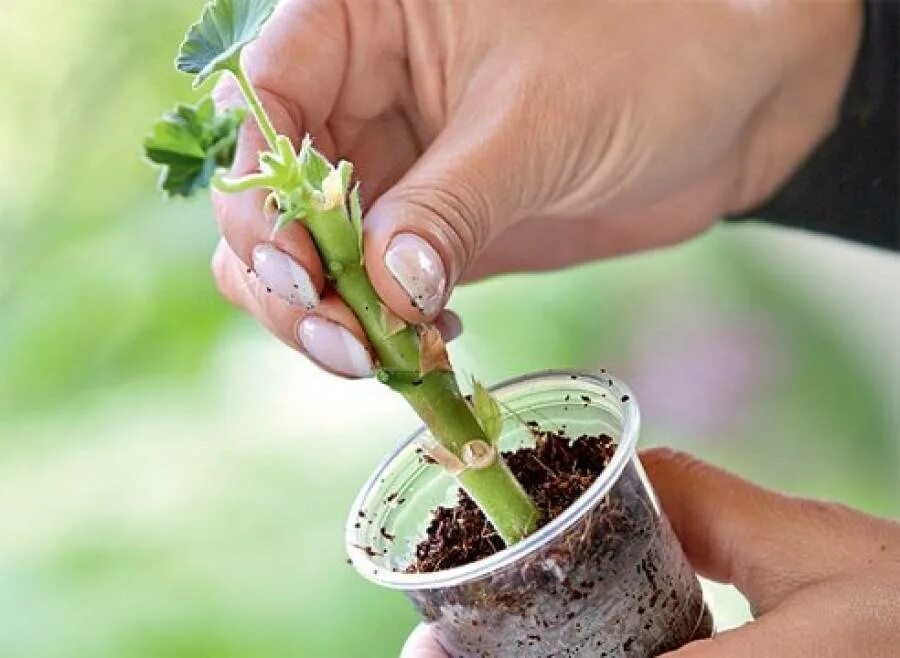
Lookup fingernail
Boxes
[384,233,447,317]
[252,244,319,309]
[297,316,373,378]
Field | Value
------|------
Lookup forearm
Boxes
[731,0,899,249]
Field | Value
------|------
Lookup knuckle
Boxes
[395,178,493,270]
[641,447,704,474]
[788,497,864,537]
[788,498,848,530]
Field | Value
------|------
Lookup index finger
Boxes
[641,448,896,613]
[209,0,348,277]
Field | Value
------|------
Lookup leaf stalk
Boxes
[231,58,278,150]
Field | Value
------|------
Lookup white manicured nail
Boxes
[384,233,446,318]
[252,244,319,309]
[297,316,373,378]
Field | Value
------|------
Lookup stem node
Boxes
[461,440,496,470]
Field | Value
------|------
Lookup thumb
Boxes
[362,114,527,323]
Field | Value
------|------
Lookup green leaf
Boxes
[349,183,363,261]
[319,160,351,211]
[471,379,503,444]
[298,136,332,188]
[272,213,293,233]
[176,0,277,87]
[143,96,246,198]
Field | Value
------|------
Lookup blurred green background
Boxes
[1,1,897,657]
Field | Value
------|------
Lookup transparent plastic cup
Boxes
[346,371,713,657]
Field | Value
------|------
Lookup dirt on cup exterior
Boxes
[406,429,713,657]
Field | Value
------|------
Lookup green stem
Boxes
[232,63,278,150]
[214,172,276,193]
[304,208,540,545]
[227,62,541,545]
[397,372,539,543]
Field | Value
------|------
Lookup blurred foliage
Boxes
[0,0,229,421]
[0,2,896,658]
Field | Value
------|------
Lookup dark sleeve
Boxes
[729,0,899,250]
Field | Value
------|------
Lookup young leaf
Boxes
[143,96,246,198]
[320,166,344,210]
[272,210,300,234]
[337,160,353,193]
[471,379,503,444]
[349,183,364,261]
[298,136,332,188]
[176,0,277,87]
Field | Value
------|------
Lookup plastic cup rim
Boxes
[345,369,641,591]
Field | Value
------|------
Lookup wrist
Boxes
[729,0,864,214]
[728,0,898,248]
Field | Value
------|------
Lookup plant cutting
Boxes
[144,1,713,655]
[144,0,538,546]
